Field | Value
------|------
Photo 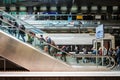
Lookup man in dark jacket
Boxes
[0,14,3,30]
[18,25,26,42]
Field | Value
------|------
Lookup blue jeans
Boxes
[18,33,25,42]
[117,58,120,65]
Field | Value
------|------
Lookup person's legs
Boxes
[76,57,79,63]
[60,53,63,60]
[48,45,51,55]
[18,33,20,39]
[21,34,25,42]
[117,58,120,66]
[8,28,12,34]
[63,53,66,62]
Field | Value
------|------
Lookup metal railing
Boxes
[0,10,116,70]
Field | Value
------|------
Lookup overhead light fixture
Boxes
[91,6,98,10]
[50,6,57,11]
[10,6,16,11]
[20,6,26,11]
[71,5,77,12]
[61,6,67,11]
[101,6,107,10]
[40,6,47,11]
[81,6,88,10]
[113,6,118,10]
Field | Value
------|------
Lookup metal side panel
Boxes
[0,31,73,72]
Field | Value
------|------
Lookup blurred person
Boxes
[108,48,114,56]
[116,46,120,67]
[18,25,26,42]
[75,46,80,63]
[13,21,19,37]
[39,35,45,50]
[60,46,67,62]
[0,14,3,29]
[50,40,57,57]
[27,31,35,44]
[45,36,52,55]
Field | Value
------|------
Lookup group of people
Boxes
[74,45,120,67]
[38,35,58,57]
[91,46,120,67]
[8,20,26,42]
[1,14,120,66]
[38,35,71,62]
[107,46,120,67]
[0,14,26,42]
[1,14,61,59]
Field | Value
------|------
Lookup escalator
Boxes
[0,9,73,71]
[0,9,116,71]
[0,30,73,71]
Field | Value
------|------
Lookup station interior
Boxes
[0,0,120,77]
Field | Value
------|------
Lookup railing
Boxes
[13,14,99,27]
[73,53,116,69]
[0,10,116,70]
[0,9,45,34]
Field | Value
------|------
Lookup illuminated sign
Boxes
[76,15,83,19]
[96,24,104,39]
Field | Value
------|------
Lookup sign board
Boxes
[76,15,83,19]
[96,24,104,39]
[68,16,72,22]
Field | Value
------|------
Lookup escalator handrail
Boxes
[0,17,71,56]
[74,53,116,69]
[0,12,116,69]
[0,9,46,34]
[0,18,116,69]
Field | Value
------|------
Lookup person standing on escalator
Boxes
[39,35,45,50]
[13,21,19,37]
[18,25,26,42]
[45,36,52,55]
[0,14,3,30]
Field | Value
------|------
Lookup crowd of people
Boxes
[38,35,70,62]
[0,14,26,42]
[74,45,120,67]
[0,14,120,67]
[91,46,120,67]
[1,13,69,62]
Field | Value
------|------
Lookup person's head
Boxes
[21,24,24,27]
[40,35,43,37]
[116,46,120,49]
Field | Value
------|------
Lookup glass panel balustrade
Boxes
[0,10,115,69]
